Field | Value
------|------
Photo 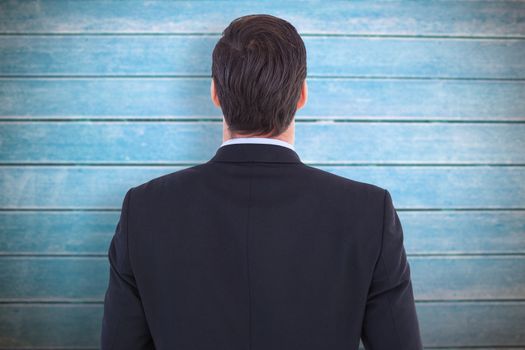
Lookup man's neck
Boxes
[222,119,295,145]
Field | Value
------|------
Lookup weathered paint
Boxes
[0,0,523,348]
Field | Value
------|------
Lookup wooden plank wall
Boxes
[0,1,524,348]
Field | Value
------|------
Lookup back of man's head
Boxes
[212,14,307,138]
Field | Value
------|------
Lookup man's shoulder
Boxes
[299,163,386,197]
[128,163,208,199]
[129,161,386,205]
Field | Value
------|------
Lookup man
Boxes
[101,14,423,350]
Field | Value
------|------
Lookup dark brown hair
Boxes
[211,14,307,137]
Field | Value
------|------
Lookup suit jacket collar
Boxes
[209,143,302,164]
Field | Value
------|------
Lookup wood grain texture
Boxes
[0,0,524,348]
[1,122,524,164]
[1,166,524,209]
[1,36,524,79]
[2,211,523,255]
[0,1,524,36]
[1,78,524,120]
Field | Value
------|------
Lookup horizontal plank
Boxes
[401,211,525,255]
[2,211,523,255]
[1,78,524,120]
[411,257,525,300]
[417,302,525,347]
[1,36,524,79]
[0,304,102,348]
[0,1,524,37]
[1,165,524,209]
[2,122,524,164]
[0,256,523,301]
[0,302,524,347]
[0,212,118,255]
[0,257,105,301]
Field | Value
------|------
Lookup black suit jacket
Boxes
[101,143,423,350]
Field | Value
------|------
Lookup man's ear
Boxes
[296,79,308,110]
[210,78,221,108]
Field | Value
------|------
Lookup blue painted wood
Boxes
[0,257,105,301]
[1,166,524,209]
[0,302,523,348]
[1,78,523,120]
[0,212,119,254]
[0,1,523,36]
[401,211,525,255]
[0,304,103,348]
[2,211,523,255]
[0,0,523,348]
[410,256,525,300]
[0,256,523,301]
[332,166,525,210]
[1,122,524,164]
[1,36,524,79]
[416,301,525,347]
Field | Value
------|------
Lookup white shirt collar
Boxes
[220,137,295,151]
